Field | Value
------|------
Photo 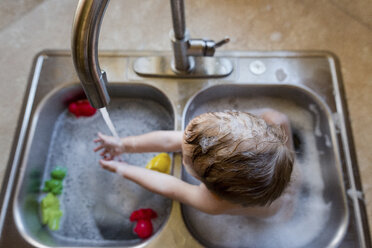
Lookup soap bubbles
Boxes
[41,99,173,244]
[182,97,332,248]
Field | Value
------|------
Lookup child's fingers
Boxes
[98,132,110,140]
[94,145,104,152]
[99,159,117,173]
[99,159,127,176]
[100,149,108,156]
[93,138,102,143]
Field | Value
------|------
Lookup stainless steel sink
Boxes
[13,83,175,247]
[0,50,370,247]
[182,84,348,248]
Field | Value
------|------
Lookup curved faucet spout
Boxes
[72,0,110,109]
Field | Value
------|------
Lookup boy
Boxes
[94,109,299,218]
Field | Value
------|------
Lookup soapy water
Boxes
[182,96,332,248]
[40,99,173,244]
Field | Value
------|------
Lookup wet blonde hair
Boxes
[183,111,294,206]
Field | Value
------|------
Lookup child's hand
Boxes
[99,159,127,176]
[257,108,289,126]
[94,132,125,159]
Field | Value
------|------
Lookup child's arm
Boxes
[94,131,183,159]
[99,159,227,215]
[124,131,183,153]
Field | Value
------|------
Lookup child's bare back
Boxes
[94,108,299,219]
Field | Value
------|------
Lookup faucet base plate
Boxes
[133,56,233,78]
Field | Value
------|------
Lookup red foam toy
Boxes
[133,219,153,239]
[130,208,157,221]
[130,208,157,239]
[68,100,96,117]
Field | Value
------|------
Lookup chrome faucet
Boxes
[71,0,110,109]
[169,0,230,72]
[71,0,231,108]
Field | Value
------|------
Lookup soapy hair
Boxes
[183,111,294,206]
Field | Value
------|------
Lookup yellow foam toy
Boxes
[146,153,171,174]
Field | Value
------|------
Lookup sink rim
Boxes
[13,82,178,247]
[0,50,368,248]
[181,82,350,248]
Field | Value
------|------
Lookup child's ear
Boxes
[182,148,193,166]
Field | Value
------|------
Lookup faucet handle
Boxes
[214,37,230,48]
[188,36,230,57]
[203,37,230,56]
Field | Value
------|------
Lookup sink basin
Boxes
[0,50,370,247]
[13,83,175,247]
[181,84,348,248]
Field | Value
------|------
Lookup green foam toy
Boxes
[51,166,67,180]
[40,166,67,230]
[42,167,67,195]
[41,193,63,230]
[43,179,63,195]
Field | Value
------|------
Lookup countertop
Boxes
[0,0,371,238]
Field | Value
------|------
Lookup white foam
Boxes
[214,112,256,142]
[199,136,218,154]
[309,104,322,137]
[347,189,364,201]
[325,134,332,148]
[40,99,173,243]
[183,96,333,248]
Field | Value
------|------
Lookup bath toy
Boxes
[68,99,96,117]
[40,167,67,230]
[43,179,63,195]
[133,219,153,239]
[51,166,67,180]
[42,166,67,195]
[41,193,63,230]
[146,153,171,174]
[130,208,158,239]
[130,208,158,221]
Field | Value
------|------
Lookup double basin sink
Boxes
[0,51,370,247]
